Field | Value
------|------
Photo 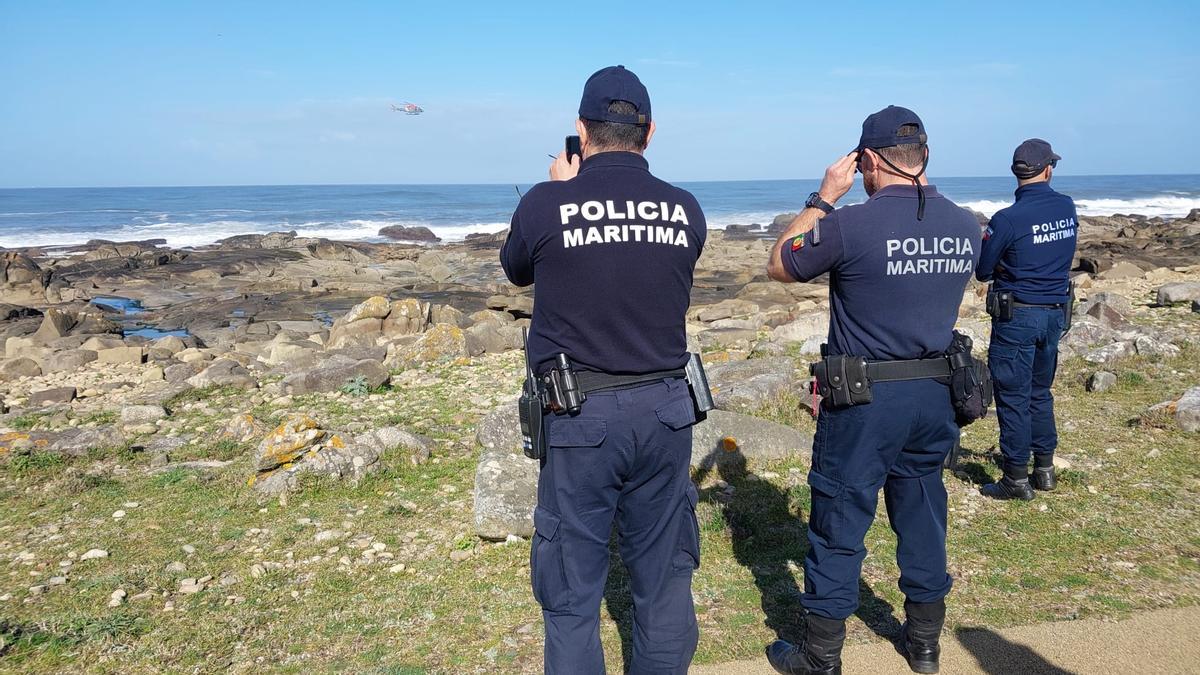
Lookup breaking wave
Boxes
[0,219,512,250]
[961,195,1200,219]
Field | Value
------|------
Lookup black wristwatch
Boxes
[805,192,835,214]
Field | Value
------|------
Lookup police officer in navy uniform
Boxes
[500,65,706,674]
[977,139,1078,500]
[765,106,981,674]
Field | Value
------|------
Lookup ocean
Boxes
[1,174,1198,250]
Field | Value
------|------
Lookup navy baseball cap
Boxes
[578,65,651,125]
[1012,138,1061,176]
[857,105,927,150]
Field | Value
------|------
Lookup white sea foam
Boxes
[961,195,1200,219]
[0,218,513,249]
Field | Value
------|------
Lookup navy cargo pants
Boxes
[532,378,700,674]
[988,306,1064,475]
[802,379,957,620]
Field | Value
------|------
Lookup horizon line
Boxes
[3,172,1200,191]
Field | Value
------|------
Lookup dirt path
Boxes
[690,605,1200,674]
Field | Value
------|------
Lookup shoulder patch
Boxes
[791,234,805,251]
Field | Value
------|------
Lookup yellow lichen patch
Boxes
[0,432,31,443]
[328,435,346,449]
[33,439,48,447]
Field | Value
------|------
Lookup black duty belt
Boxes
[575,369,686,394]
[1013,300,1065,309]
[866,358,952,382]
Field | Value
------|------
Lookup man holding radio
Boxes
[501,65,708,674]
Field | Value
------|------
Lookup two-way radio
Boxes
[518,327,546,460]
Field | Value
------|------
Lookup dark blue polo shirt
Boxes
[976,182,1078,304]
[500,151,706,375]
[781,184,981,361]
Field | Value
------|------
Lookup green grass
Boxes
[0,346,1197,673]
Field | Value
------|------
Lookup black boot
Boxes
[766,614,845,675]
[1031,456,1056,491]
[897,599,944,674]
[980,472,1035,501]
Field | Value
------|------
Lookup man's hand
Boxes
[817,152,858,204]
[549,151,581,181]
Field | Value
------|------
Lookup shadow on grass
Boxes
[695,447,899,643]
[955,627,1077,674]
[952,440,1000,487]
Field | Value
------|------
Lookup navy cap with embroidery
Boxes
[1011,138,1061,177]
[578,65,651,125]
[857,105,927,150]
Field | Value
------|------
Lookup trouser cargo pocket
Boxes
[673,483,701,572]
[530,506,571,612]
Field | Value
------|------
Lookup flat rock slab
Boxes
[471,408,812,540]
[706,357,802,412]
[1156,282,1200,305]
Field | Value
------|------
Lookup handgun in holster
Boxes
[985,285,1014,321]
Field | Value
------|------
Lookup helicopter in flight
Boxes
[390,102,424,115]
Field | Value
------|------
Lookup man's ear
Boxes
[1043,164,1053,181]
[576,118,588,149]
[644,120,656,150]
[860,148,876,172]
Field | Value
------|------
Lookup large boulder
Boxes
[0,357,41,381]
[706,357,802,412]
[186,358,258,390]
[385,324,469,368]
[1174,387,1200,432]
[475,402,521,451]
[326,317,382,350]
[1156,282,1200,306]
[382,298,431,336]
[474,449,539,540]
[486,295,534,319]
[471,409,812,540]
[341,296,392,323]
[772,313,828,347]
[354,426,434,465]
[218,413,270,443]
[45,349,98,373]
[690,299,760,323]
[0,426,125,457]
[689,409,811,467]
[378,225,440,242]
[249,415,393,494]
[280,355,389,395]
[464,322,523,356]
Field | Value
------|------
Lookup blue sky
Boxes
[1,1,1197,187]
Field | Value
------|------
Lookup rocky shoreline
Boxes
[0,209,1198,538]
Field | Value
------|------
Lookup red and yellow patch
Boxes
[790,234,805,251]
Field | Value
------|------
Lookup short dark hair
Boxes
[875,124,927,169]
[581,100,650,151]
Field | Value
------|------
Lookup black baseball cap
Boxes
[578,65,651,125]
[857,105,927,151]
[1012,138,1061,177]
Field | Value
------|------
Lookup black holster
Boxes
[944,331,992,426]
[1062,280,1076,336]
[985,286,1014,321]
[811,353,873,409]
